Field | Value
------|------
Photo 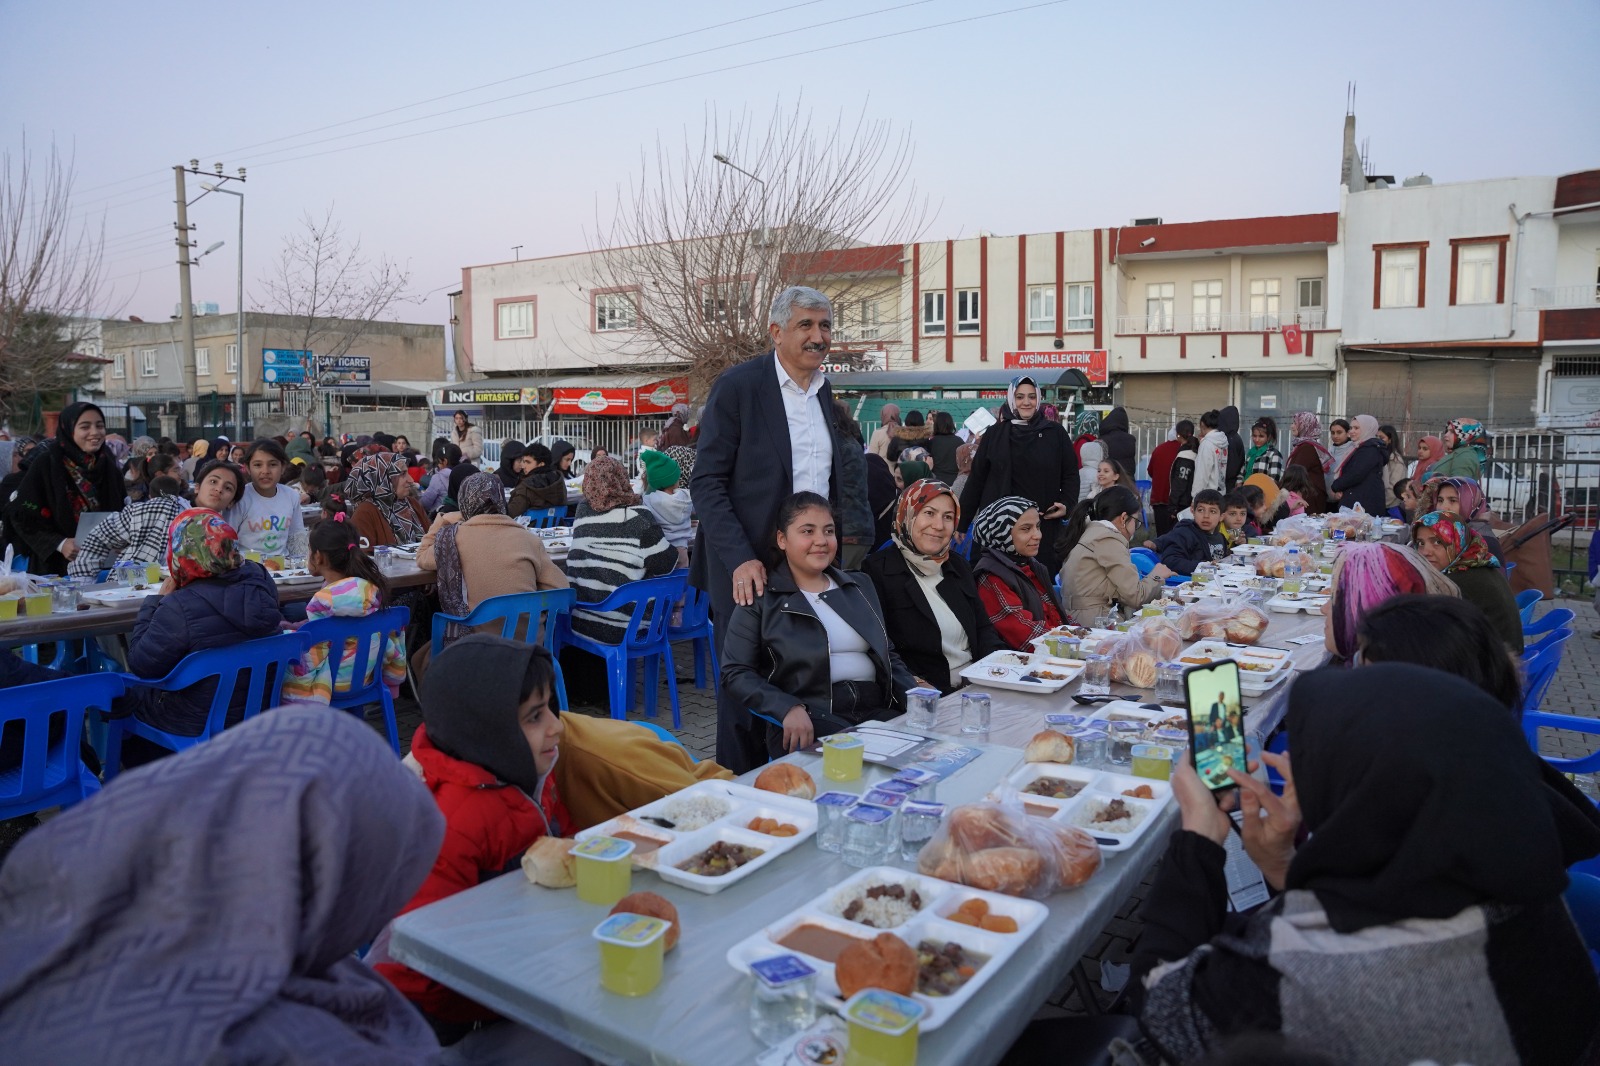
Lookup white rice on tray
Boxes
[826,881,924,929]
[1072,797,1148,834]
[661,795,730,832]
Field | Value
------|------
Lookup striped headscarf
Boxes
[1444,419,1490,463]
[892,478,959,576]
[166,508,241,588]
[1413,511,1499,573]
[665,446,696,489]
[970,495,1037,562]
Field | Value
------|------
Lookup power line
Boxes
[251,1,1069,170]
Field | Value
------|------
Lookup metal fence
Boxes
[439,416,667,468]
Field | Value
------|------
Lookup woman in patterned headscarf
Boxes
[968,495,1065,649]
[862,479,1003,693]
[1421,418,1488,483]
[1287,410,1333,513]
[664,445,696,490]
[345,451,428,548]
[1412,511,1522,651]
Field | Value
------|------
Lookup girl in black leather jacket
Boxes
[720,492,916,761]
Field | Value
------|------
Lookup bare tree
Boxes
[0,138,108,431]
[589,102,928,392]
[257,206,412,391]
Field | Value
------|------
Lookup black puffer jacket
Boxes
[1328,436,1390,517]
[862,545,1004,694]
[1098,406,1137,478]
[1220,406,1245,490]
[720,563,916,727]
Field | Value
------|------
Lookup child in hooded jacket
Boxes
[639,449,690,567]
[280,516,406,704]
[371,634,571,1040]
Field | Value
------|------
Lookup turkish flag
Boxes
[1280,323,1303,354]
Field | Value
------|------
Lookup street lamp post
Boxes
[201,182,246,440]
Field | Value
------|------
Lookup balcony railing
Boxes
[1531,284,1600,310]
[1114,309,1326,334]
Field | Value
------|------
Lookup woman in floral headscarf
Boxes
[862,479,1003,693]
[1287,410,1333,513]
[1421,418,1488,484]
[1419,476,1504,564]
[1412,511,1522,652]
[969,494,1066,649]
[346,451,428,548]
[114,509,284,766]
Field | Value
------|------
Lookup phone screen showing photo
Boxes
[1183,659,1245,791]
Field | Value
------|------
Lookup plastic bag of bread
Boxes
[1325,506,1373,539]
[917,791,1102,898]
[1097,618,1178,688]
[1177,596,1270,644]
[1268,515,1321,546]
[1254,547,1290,579]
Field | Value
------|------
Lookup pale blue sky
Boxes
[5,0,1597,323]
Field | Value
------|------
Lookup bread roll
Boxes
[835,933,917,998]
[1024,730,1075,765]
[947,806,1018,851]
[753,763,816,800]
[520,836,576,888]
[1122,651,1158,689]
[1041,824,1103,889]
[965,847,1045,896]
[610,891,681,952]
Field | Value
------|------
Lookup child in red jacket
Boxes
[371,633,572,1042]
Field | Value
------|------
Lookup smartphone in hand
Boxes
[1183,659,1246,792]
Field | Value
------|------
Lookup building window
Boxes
[955,288,980,334]
[113,353,126,379]
[195,347,210,375]
[594,291,639,332]
[1297,277,1324,327]
[1248,279,1281,330]
[1192,280,1222,331]
[1145,283,1174,332]
[1027,285,1055,333]
[922,291,946,335]
[1376,245,1425,308]
[496,298,536,339]
[1452,240,1503,305]
[226,343,239,373]
[860,299,882,341]
[700,279,753,325]
[139,349,158,377]
[1066,283,1093,331]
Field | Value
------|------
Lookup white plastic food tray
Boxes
[725,866,1048,1032]
[1177,640,1291,695]
[1265,592,1329,614]
[959,650,1083,694]
[575,780,816,893]
[997,763,1173,853]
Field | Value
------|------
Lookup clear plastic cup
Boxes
[1080,654,1112,696]
[748,955,818,1046]
[814,791,860,853]
[51,579,86,613]
[959,692,990,734]
[903,686,939,731]
[1155,661,1185,705]
[899,801,945,862]
[840,804,896,868]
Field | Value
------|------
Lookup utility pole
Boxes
[174,163,200,402]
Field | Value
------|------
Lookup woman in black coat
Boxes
[1328,414,1390,515]
[958,376,1079,574]
[925,411,962,485]
[720,492,916,761]
[1097,406,1137,480]
[5,401,127,575]
[863,479,1003,694]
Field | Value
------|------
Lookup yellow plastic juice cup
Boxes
[572,835,635,905]
[143,563,162,585]
[822,733,865,782]
[843,988,925,1066]
[23,591,52,617]
[0,595,18,621]
[242,549,262,564]
[1131,743,1175,781]
[592,912,668,997]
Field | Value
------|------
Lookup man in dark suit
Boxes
[691,286,861,773]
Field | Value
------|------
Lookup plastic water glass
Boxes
[899,801,945,862]
[841,804,896,868]
[814,791,859,853]
[904,686,939,731]
[959,692,990,735]
[1155,661,1185,706]
[286,530,310,570]
[1080,654,1112,696]
[374,546,396,574]
[748,955,818,1047]
[51,578,87,613]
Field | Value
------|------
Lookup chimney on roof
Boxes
[1340,112,1366,193]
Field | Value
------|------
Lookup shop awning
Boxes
[431,372,688,415]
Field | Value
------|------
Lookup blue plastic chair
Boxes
[0,672,124,820]
[562,572,689,726]
[633,719,694,761]
[1524,608,1576,644]
[1504,561,1516,575]
[1135,479,1153,527]
[296,606,410,755]
[521,506,568,529]
[1564,872,1600,972]
[1516,589,1544,625]
[430,588,576,710]
[1521,707,1600,776]
[104,632,312,780]
[1130,546,1159,578]
[667,583,718,690]
[1520,628,1575,717]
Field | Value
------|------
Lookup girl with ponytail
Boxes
[1057,486,1172,622]
[280,515,404,704]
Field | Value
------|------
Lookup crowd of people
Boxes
[0,285,1594,1064]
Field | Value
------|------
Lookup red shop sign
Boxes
[1002,350,1109,386]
